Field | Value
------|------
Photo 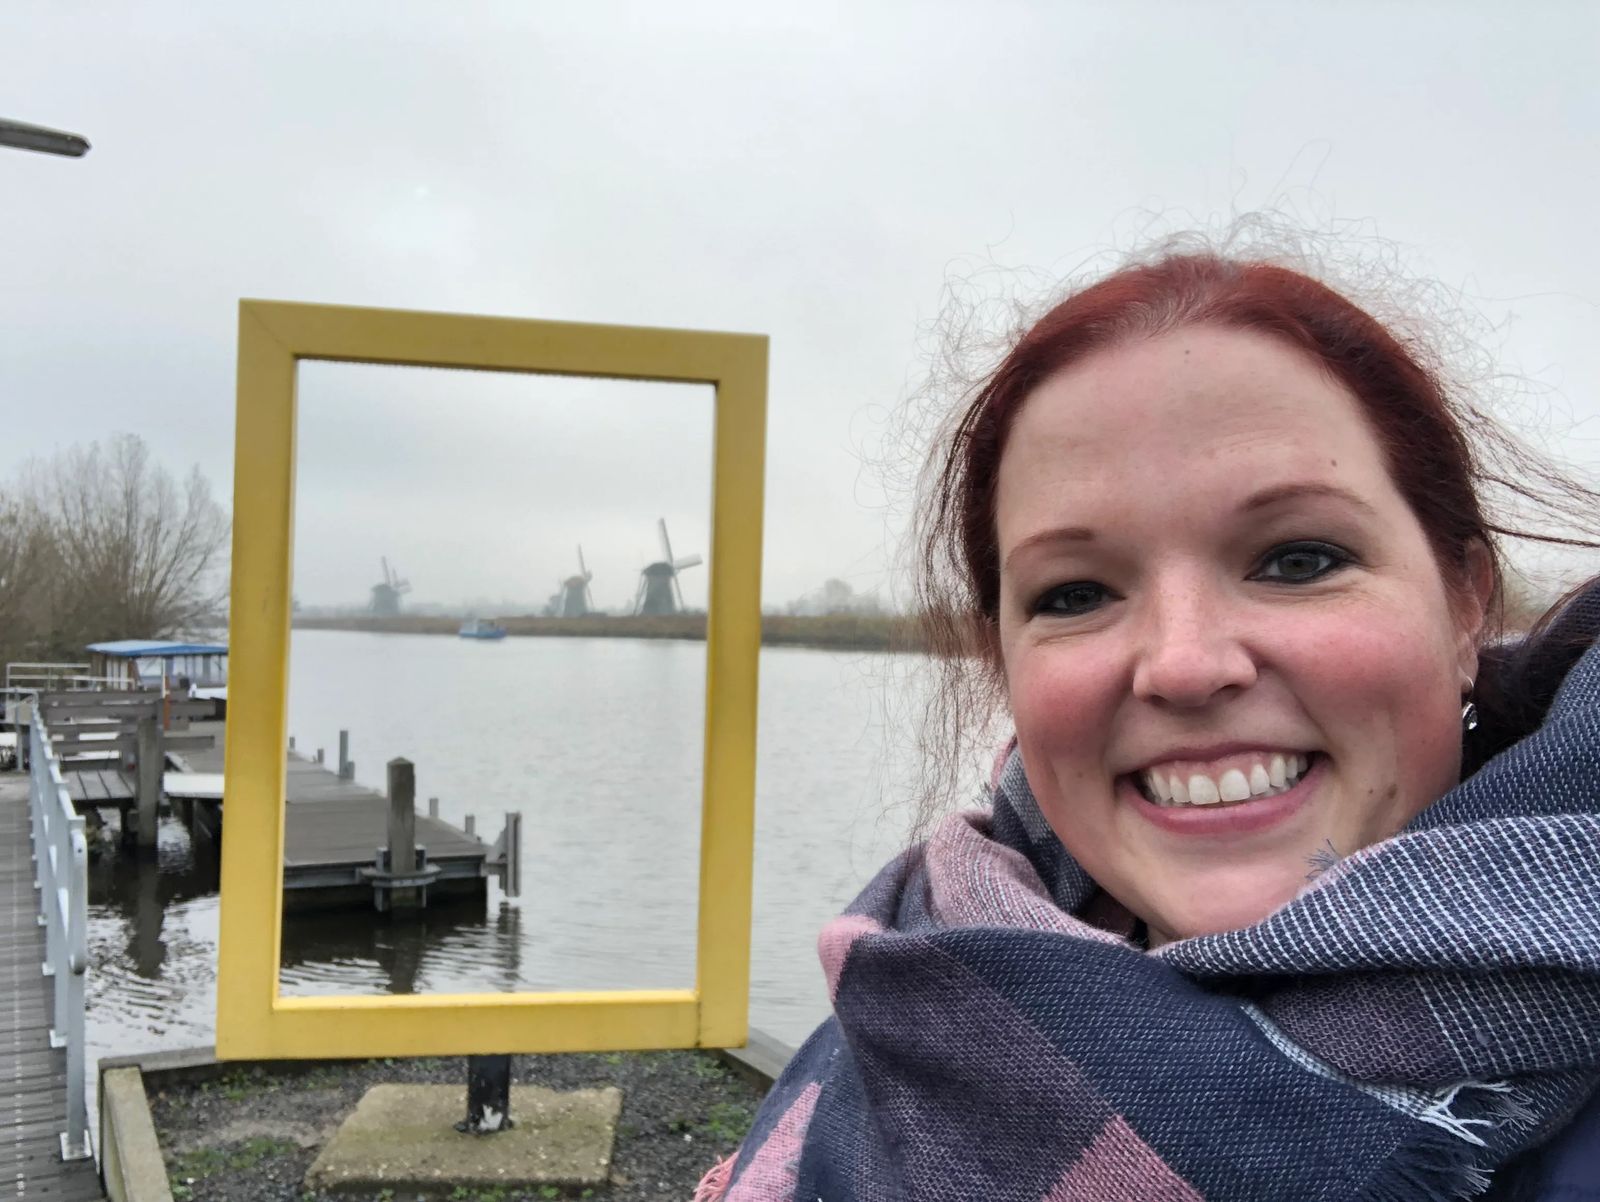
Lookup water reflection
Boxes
[88,817,219,980]
[280,896,525,996]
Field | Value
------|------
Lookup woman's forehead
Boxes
[995,327,1400,537]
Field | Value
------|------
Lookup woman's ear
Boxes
[1455,539,1496,685]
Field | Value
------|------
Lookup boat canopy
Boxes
[86,640,227,658]
[85,640,228,690]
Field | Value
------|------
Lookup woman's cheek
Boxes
[1007,644,1120,758]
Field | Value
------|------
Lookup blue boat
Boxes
[458,618,507,640]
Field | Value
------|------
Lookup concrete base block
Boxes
[304,1083,622,1193]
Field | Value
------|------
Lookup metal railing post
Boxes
[27,710,93,1160]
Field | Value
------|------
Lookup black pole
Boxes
[0,118,91,157]
[457,1055,514,1134]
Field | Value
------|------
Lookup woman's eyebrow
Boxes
[1003,525,1095,571]
[1238,481,1380,518]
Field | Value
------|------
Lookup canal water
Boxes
[85,631,977,1072]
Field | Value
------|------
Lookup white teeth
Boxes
[1138,752,1315,808]
[1218,768,1251,802]
[1268,754,1288,789]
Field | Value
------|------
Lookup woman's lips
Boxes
[1122,754,1324,837]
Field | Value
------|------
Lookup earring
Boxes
[1461,676,1479,732]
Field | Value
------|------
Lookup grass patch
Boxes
[699,1100,756,1143]
[168,1135,298,1196]
[688,1055,728,1081]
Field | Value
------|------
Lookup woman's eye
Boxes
[1253,542,1349,583]
[1036,581,1111,616]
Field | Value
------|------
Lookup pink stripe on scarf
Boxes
[925,811,1128,945]
[711,1081,821,1201]
[817,913,884,1000]
[1042,1116,1205,1202]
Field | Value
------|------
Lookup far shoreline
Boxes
[292,612,927,653]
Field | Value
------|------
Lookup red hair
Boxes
[932,254,1494,621]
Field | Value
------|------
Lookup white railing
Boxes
[27,711,91,1161]
[6,661,130,694]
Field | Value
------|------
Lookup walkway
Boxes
[0,777,104,1199]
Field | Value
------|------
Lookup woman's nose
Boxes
[1129,583,1258,707]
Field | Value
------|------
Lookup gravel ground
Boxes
[147,1050,767,1202]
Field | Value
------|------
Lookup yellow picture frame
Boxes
[216,300,767,1059]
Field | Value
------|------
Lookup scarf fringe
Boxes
[1417,1081,1517,1148]
[1358,1120,1495,1202]
[693,1153,736,1201]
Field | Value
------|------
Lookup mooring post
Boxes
[464,814,476,837]
[427,796,439,819]
[338,729,352,780]
[135,715,161,851]
[386,758,416,875]
[456,1055,514,1134]
[383,758,420,911]
[315,747,324,765]
[288,735,296,752]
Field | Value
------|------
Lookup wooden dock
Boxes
[0,777,104,1199]
[61,766,135,809]
[172,722,501,911]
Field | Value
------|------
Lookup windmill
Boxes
[370,557,412,617]
[558,546,597,617]
[633,519,702,616]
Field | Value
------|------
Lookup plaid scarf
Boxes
[702,634,1600,1201]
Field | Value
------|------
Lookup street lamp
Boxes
[0,118,91,157]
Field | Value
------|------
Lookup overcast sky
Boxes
[5,2,1599,609]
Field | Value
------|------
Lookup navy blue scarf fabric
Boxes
[705,619,1600,1201]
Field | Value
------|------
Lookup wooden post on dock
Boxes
[428,797,439,819]
[135,716,161,851]
[338,730,353,780]
[387,758,417,875]
[386,758,419,912]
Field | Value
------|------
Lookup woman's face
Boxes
[994,326,1487,945]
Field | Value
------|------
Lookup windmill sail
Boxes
[634,519,702,615]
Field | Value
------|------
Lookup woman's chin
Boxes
[1144,872,1310,944]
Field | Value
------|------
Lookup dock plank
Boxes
[181,722,494,889]
[0,777,105,1198]
[60,767,134,808]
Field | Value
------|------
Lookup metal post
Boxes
[386,758,416,875]
[338,729,352,780]
[135,715,161,851]
[456,1055,514,1134]
[427,796,439,819]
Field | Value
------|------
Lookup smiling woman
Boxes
[700,249,1600,1201]
[995,325,1489,948]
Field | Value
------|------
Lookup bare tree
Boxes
[0,492,51,666]
[20,434,229,652]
